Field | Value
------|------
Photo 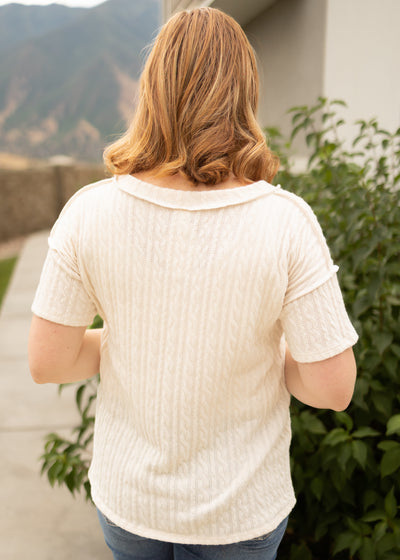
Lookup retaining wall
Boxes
[0,164,106,242]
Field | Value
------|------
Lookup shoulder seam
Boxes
[272,188,333,270]
[58,177,113,217]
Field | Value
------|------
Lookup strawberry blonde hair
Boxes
[104,7,279,186]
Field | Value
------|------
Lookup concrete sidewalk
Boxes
[0,231,110,559]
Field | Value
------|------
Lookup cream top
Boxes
[32,174,358,544]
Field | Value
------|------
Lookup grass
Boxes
[0,256,17,308]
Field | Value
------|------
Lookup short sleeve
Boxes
[280,273,358,362]
[279,194,358,362]
[31,196,97,327]
[283,196,338,306]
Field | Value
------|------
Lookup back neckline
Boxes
[114,174,279,211]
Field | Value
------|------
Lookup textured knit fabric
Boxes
[32,174,358,545]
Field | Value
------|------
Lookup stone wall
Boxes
[0,164,107,242]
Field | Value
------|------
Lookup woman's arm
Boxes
[284,343,357,411]
[28,315,102,384]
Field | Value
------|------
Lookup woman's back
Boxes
[32,172,357,543]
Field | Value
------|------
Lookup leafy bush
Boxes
[267,98,400,559]
[40,315,102,501]
[41,98,400,559]
[0,256,17,307]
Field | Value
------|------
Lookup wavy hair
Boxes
[104,7,279,185]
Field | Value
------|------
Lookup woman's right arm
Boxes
[284,343,357,411]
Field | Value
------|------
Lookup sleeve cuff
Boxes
[280,273,358,363]
[31,248,97,327]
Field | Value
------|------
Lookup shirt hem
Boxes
[91,487,296,545]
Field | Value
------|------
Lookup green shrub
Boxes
[40,315,102,501]
[267,98,400,559]
[41,98,400,559]
[0,256,17,307]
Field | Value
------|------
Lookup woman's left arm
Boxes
[28,315,102,384]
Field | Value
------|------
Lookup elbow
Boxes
[297,347,357,412]
[29,355,56,384]
[31,375,48,385]
[29,363,50,384]
[330,393,353,412]
[322,348,357,412]
[328,368,357,412]
[29,358,71,385]
[331,384,356,411]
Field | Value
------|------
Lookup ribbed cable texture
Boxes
[31,176,358,544]
[31,248,97,325]
[280,273,359,362]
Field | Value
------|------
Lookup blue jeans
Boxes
[97,508,288,560]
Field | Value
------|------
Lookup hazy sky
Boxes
[0,1,105,6]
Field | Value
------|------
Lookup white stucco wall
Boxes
[245,0,326,151]
[324,0,400,134]
[163,0,211,20]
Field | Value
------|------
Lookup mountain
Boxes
[0,3,87,54]
[0,0,161,161]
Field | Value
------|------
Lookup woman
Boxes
[28,7,358,560]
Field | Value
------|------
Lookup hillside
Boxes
[0,3,87,53]
[0,0,161,161]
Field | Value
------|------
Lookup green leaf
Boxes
[372,520,388,542]
[300,411,327,435]
[359,538,376,560]
[305,133,316,147]
[384,487,397,518]
[367,273,382,302]
[383,353,398,378]
[333,531,356,555]
[335,411,353,431]
[65,471,77,495]
[337,442,352,471]
[84,480,92,501]
[375,331,393,355]
[363,490,380,511]
[390,343,400,359]
[76,385,85,413]
[288,104,308,113]
[310,477,324,501]
[378,441,399,452]
[323,428,350,446]
[47,461,63,487]
[381,446,400,477]
[353,294,371,318]
[376,533,397,555]
[386,414,400,436]
[353,427,380,438]
[291,112,305,126]
[352,440,368,469]
[289,542,313,560]
[362,509,386,523]
[347,517,371,535]
[333,531,363,556]
[352,245,375,270]
[290,120,307,140]
[372,392,393,417]
[89,315,103,329]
